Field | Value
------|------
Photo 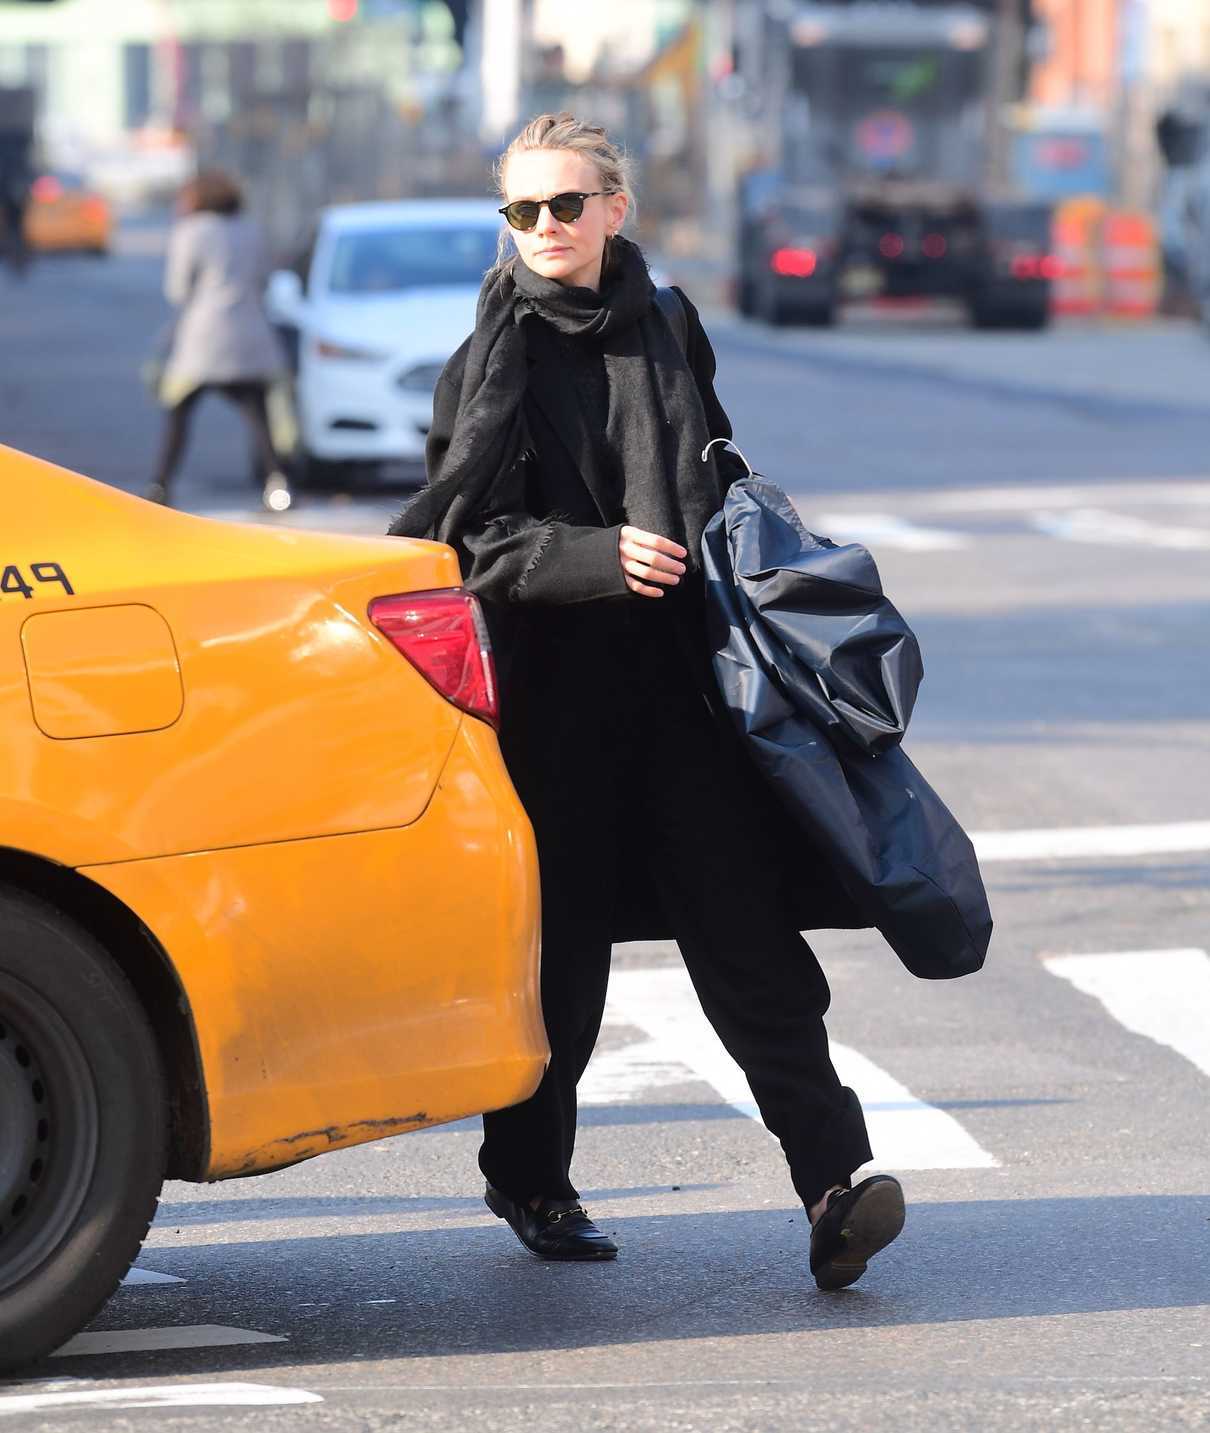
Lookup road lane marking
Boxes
[799,480,1210,514]
[0,1384,320,1415]
[812,511,969,551]
[52,1326,286,1357]
[600,967,997,1171]
[1044,948,1210,1080]
[1033,507,1210,550]
[972,821,1210,862]
[120,1267,184,1286]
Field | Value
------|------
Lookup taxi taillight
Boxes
[369,589,498,729]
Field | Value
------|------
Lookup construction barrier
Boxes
[1050,196,1104,317]
[1101,210,1162,319]
[1049,198,1162,321]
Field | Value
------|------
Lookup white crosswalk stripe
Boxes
[587,967,997,1171]
[1031,508,1210,550]
[810,511,970,551]
[1043,948,1210,1081]
[0,1384,321,1415]
[184,491,1210,553]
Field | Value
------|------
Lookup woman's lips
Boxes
[537,246,569,257]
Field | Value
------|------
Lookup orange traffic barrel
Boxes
[1050,197,1103,316]
[1102,210,1161,319]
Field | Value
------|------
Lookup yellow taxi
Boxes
[23,172,112,256]
[0,445,545,1370]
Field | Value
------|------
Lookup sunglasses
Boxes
[498,191,607,232]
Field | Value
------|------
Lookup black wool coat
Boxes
[424,289,865,942]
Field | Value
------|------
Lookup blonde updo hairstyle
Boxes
[494,111,636,270]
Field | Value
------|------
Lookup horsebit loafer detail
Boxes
[810,1174,905,1291]
[485,1184,619,1261]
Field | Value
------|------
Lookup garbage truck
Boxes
[735,0,1054,328]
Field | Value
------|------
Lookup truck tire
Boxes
[1009,303,1050,332]
[0,888,167,1371]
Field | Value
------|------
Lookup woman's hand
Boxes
[619,525,688,598]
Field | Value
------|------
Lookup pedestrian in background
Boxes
[390,112,905,1291]
[146,170,291,512]
[0,130,32,277]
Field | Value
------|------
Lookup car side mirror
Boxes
[266,269,305,322]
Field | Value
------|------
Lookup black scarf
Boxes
[387,236,725,569]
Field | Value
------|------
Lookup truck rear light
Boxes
[1039,254,1063,280]
[369,589,498,729]
[1011,254,1041,279]
[31,176,63,204]
[879,233,905,259]
[771,246,817,277]
[922,232,947,259]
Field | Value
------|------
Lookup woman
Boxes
[146,170,291,512]
[390,113,904,1290]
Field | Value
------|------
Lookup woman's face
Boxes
[502,148,628,292]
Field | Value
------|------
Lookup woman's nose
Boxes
[535,205,561,236]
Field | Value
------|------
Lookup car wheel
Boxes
[0,888,167,1371]
[294,452,347,491]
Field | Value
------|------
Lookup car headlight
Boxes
[396,362,445,393]
[314,338,391,362]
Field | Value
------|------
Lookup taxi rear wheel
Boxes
[0,888,167,1371]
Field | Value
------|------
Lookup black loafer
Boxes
[485,1184,618,1261]
[810,1175,905,1291]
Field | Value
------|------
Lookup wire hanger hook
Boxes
[701,437,756,478]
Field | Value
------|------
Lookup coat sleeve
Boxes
[425,351,633,607]
[676,287,752,490]
[163,219,198,307]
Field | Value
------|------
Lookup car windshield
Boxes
[326,225,500,295]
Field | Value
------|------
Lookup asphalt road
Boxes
[2,229,1209,1432]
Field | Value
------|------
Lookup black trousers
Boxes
[480,604,872,1212]
[152,381,280,494]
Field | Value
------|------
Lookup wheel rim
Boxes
[0,972,99,1293]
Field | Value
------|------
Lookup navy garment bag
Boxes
[701,466,992,980]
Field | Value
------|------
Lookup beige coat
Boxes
[160,211,284,405]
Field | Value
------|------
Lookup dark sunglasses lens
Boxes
[504,201,539,231]
[549,194,586,223]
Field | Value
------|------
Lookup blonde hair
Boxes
[493,112,636,268]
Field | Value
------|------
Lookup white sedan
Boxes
[266,199,502,487]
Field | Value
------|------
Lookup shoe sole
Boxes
[814,1178,905,1291]
[484,1188,618,1261]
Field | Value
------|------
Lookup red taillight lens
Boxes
[1039,254,1063,280]
[770,246,817,277]
[1011,254,1041,279]
[369,589,498,729]
[879,233,905,259]
[31,176,63,204]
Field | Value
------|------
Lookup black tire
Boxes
[1008,304,1051,332]
[0,888,167,1371]
[293,452,347,491]
[801,301,837,328]
[758,280,792,327]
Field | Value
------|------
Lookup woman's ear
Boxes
[607,191,629,236]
